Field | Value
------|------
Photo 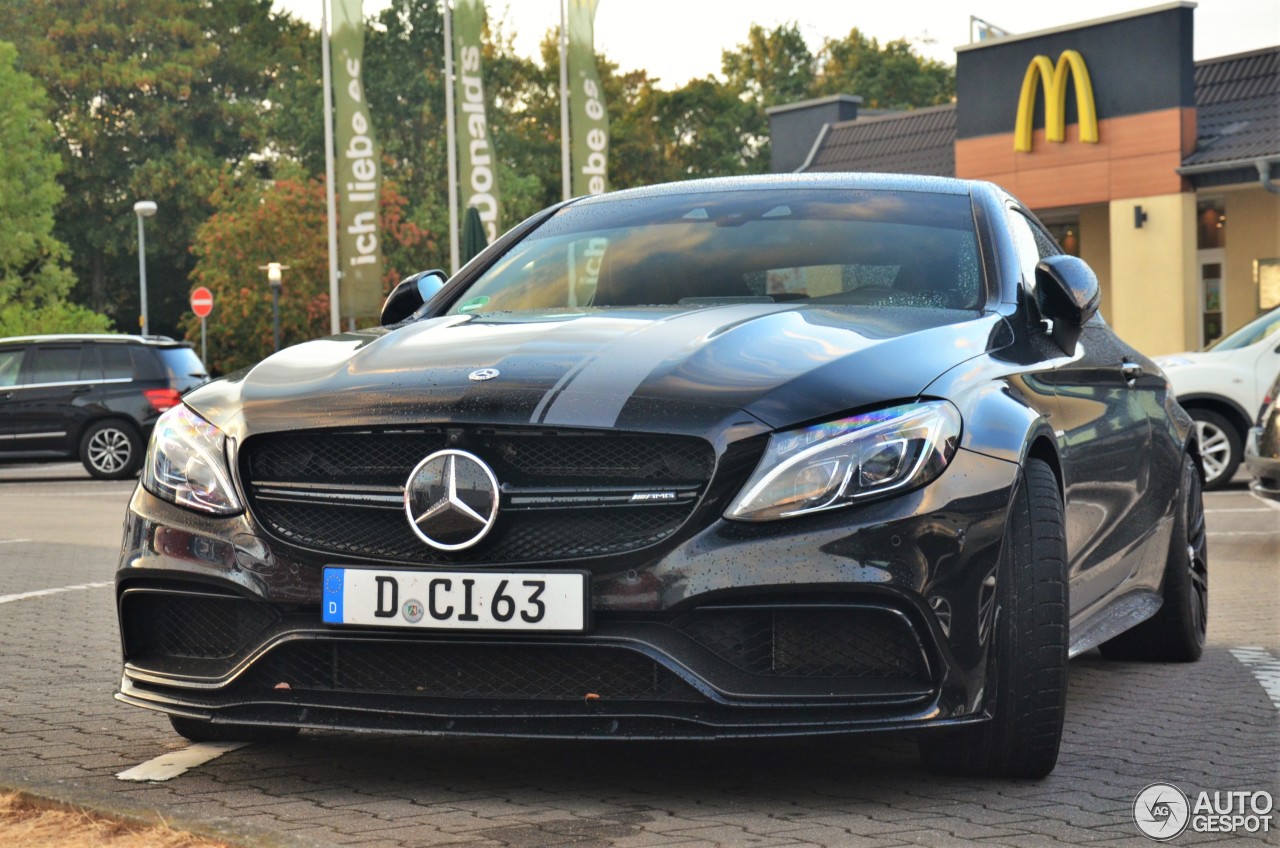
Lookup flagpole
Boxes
[322,0,341,334]
[559,0,570,201]
[444,0,460,275]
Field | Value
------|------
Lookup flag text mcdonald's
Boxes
[1014,50,1098,153]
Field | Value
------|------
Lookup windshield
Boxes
[448,189,984,316]
[1207,308,1280,351]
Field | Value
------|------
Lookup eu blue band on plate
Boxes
[322,568,344,623]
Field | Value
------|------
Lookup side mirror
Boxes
[1035,255,1100,356]
[380,269,447,326]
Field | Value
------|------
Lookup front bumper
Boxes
[115,447,1019,739]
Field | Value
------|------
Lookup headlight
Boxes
[726,401,961,522]
[1154,355,1194,368]
[141,405,242,515]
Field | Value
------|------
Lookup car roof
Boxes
[0,334,187,347]
[568,172,979,208]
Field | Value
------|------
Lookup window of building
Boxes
[1197,200,1226,249]
[1044,221,1080,257]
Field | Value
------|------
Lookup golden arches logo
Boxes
[1014,50,1098,153]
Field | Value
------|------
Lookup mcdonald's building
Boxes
[768,2,1279,356]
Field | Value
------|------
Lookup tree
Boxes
[7,0,315,336]
[814,30,955,109]
[179,169,431,374]
[721,23,815,109]
[0,40,110,334]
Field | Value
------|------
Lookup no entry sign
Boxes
[190,286,214,318]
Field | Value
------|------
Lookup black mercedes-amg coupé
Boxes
[114,174,1206,778]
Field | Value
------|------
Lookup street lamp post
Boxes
[133,201,157,335]
[259,262,289,352]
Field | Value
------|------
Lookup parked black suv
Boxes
[0,334,207,479]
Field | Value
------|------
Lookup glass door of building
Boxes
[1197,248,1226,348]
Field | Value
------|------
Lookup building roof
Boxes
[803,104,957,176]
[799,45,1279,181]
[1182,47,1280,169]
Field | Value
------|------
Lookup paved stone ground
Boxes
[0,463,1276,847]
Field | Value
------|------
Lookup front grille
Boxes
[121,591,279,660]
[668,607,928,681]
[240,641,704,702]
[242,428,716,564]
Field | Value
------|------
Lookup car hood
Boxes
[188,305,1009,441]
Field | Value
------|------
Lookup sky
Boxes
[276,0,1280,86]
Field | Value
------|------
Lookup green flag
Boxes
[453,0,501,244]
[331,0,383,320]
[567,0,608,196]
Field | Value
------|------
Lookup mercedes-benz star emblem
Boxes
[469,368,500,381]
[404,450,499,550]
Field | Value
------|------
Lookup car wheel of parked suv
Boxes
[918,458,1067,779]
[1190,409,1240,490]
[80,420,143,480]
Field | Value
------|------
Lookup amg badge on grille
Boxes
[404,450,500,550]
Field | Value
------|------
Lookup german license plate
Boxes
[322,567,588,632]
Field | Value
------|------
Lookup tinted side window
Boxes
[100,345,135,380]
[28,346,92,384]
[129,346,166,381]
[0,348,24,388]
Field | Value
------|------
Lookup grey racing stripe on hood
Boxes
[535,304,780,428]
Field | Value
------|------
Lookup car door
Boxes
[8,343,100,454]
[1006,208,1157,615]
[0,345,27,452]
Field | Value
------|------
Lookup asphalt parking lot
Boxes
[0,461,1276,848]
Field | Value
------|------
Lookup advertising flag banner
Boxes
[331,0,384,320]
[567,0,609,196]
[453,0,501,244]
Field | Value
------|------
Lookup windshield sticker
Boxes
[458,296,490,313]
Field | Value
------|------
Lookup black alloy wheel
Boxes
[1099,453,1207,662]
[918,457,1068,779]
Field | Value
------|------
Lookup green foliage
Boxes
[0,41,77,307]
[179,169,431,374]
[6,0,316,336]
[814,29,955,109]
[8,0,955,356]
[0,300,113,337]
[721,23,816,109]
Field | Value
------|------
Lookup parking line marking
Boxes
[116,742,249,782]
[1230,647,1280,711]
[0,581,111,605]
[0,539,31,545]
[1250,495,1280,512]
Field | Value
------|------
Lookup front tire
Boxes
[919,457,1067,779]
[79,420,143,480]
[169,715,299,744]
[1190,409,1240,490]
[1098,453,1207,662]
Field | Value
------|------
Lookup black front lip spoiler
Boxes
[115,676,986,741]
[120,611,935,707]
